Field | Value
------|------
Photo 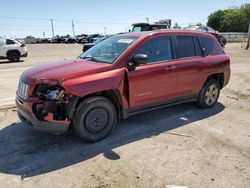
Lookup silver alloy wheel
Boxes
[205,84,219,105]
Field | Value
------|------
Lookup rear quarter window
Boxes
[201,37,213,56]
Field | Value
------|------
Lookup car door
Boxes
[127,35,179,110]
[173,35,209,97]
[2,39,17,56]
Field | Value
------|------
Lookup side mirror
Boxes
[133,54,148,65]
[128,54,148,70]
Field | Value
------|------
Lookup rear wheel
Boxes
[73,96,117,142]
[197,79,220,108]
[8,52,20,62]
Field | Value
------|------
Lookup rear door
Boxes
[174,35,209,97]
[127,35,179,110]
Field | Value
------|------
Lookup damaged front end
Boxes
[33,84,68,121]
[16,79,78,133]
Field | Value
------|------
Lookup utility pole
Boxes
[50,19,54,38]
[72,19,75,37]
[43,32,45,39]
[104,25,107,35]
[246,19,250,50]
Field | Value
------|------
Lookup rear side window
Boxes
[135,36,172,64]
[176,36,195,58]
[6,39,15,45]
[201,37,213,56]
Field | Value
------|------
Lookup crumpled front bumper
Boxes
[16,98,69,133]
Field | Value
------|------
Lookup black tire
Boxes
[8,52,20,62]
[73,96,117,142]
[197,79,220,108]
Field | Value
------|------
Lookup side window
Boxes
[201,37,213,56]
[6,39,15,45]
[193,37,202,56]
[176,36,196,58]
[135,36,172,64]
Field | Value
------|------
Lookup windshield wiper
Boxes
[80,56,109,64]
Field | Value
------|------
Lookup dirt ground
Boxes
[0,43,249,188]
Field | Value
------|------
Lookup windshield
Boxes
[80,35,138,64]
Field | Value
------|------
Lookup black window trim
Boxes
[193,36,203,57]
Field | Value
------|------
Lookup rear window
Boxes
[176,36,195,58]
[201,37,213,56]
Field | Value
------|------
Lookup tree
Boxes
[173,22,181,29]
[25,35,36,44]
[207,10,225,31]
[207,3,250,32]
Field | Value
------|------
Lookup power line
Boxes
[0,16,131,25]
[0,16,49,21]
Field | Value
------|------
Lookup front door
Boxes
[127,35,179,110]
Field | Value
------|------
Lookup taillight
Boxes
[20,44,25,47]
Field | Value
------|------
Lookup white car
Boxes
[0,38,28,62]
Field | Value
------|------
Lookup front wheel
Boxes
[197,79,220,108]
[73,96,117,142]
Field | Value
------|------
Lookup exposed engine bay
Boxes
[32,84,71,122]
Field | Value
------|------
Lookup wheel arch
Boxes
[6,49,21,57]
[66,89,123,120]
[204,73,224,89]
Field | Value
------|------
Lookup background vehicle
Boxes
[86,34,103,43]
[62,35,77,43]
[132,23,170,32]
[36,38,52,43]
[0,38,28,62]
[75,34,88,43]
[82,36,109,52]
[186,25,227,47]
[16,30,230,142]
[131,19,171,32]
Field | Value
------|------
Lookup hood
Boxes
[21,58,112,84]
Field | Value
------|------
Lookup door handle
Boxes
[165,66,176,71]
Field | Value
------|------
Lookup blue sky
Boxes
[0,0,248,38]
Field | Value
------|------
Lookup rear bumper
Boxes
[21,52,28,57]
[223,68,231,87]
[16,99,69,133]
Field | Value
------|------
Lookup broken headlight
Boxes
[34,85,65,100]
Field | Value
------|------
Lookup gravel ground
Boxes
[0,43,249,188]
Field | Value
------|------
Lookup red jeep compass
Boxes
[16,30,230,142]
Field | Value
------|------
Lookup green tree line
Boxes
[207,3,250,32]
